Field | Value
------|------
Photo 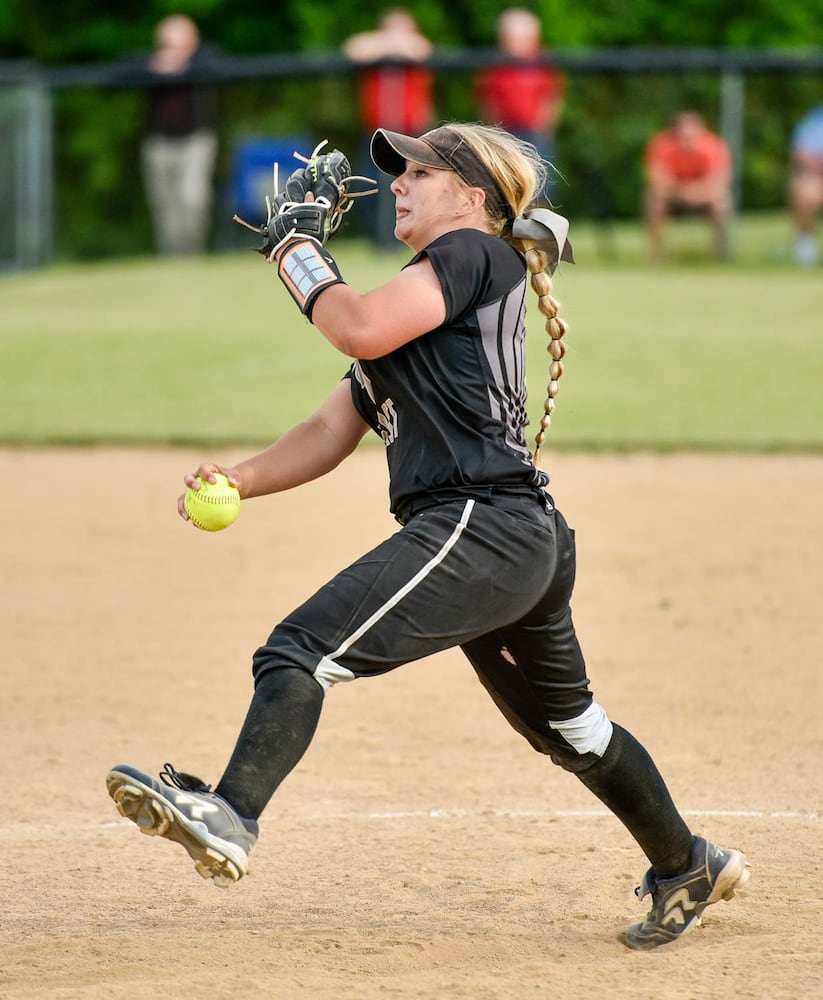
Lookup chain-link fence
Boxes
[1,47,822,268]
[0,63,51,270]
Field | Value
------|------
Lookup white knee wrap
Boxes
[549,701,613,757]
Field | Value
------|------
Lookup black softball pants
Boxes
[218,492,695,877]
[251,493,594,759]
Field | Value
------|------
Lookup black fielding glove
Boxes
[233,144,372,256]
[263,202,330,256]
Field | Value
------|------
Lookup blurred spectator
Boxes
[788,104,823,267]
[643,110,733,260]
[476,8,565,203]
[343,10,434,249]
[141,15,220,256]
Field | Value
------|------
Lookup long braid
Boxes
[440,122,570,467]
[524,246,568,464]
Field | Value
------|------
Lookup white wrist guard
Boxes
[277,237,345,320]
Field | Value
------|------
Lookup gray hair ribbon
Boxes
[512,208,575,275]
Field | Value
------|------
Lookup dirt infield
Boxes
[2,448,821,999]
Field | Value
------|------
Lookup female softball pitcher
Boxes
[107,122,749,950]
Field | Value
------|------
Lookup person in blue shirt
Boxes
[789,104,823,266]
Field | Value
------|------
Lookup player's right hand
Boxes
[178,462,242,521]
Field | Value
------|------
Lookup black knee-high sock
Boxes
[575,723,694,877]
[214,667,324,821]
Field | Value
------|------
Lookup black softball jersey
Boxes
[346,228,548,519]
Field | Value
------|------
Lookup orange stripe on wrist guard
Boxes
[277,237,345,320]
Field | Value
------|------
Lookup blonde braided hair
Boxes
[443,123,569,465]
[523,247,567,461]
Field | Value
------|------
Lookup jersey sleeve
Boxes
[344,364,381,437]
[407,230,524,326]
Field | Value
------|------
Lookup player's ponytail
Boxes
[444,123,570,465]
[522,246,567,463]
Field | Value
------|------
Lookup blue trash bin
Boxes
[230,136,311,222]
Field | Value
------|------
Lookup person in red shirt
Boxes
[477,8,565,203]
[343,9,434,248]
[643,111,733,259]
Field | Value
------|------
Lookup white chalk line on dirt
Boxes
[0,806,818,841]
[359,807,819,821]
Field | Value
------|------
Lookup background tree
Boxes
[1,0,821,258]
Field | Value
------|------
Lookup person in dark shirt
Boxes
[141,14,219,255]
[107,123,749,951]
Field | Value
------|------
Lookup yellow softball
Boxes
[184,473,242,532]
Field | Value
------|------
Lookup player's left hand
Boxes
[232,142,377,257]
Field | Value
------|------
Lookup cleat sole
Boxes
[106,770,249,885]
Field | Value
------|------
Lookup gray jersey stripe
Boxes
[477,277,531,461]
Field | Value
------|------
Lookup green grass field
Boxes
[1,213,820,450]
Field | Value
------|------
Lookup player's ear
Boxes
[463,187,486,213]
